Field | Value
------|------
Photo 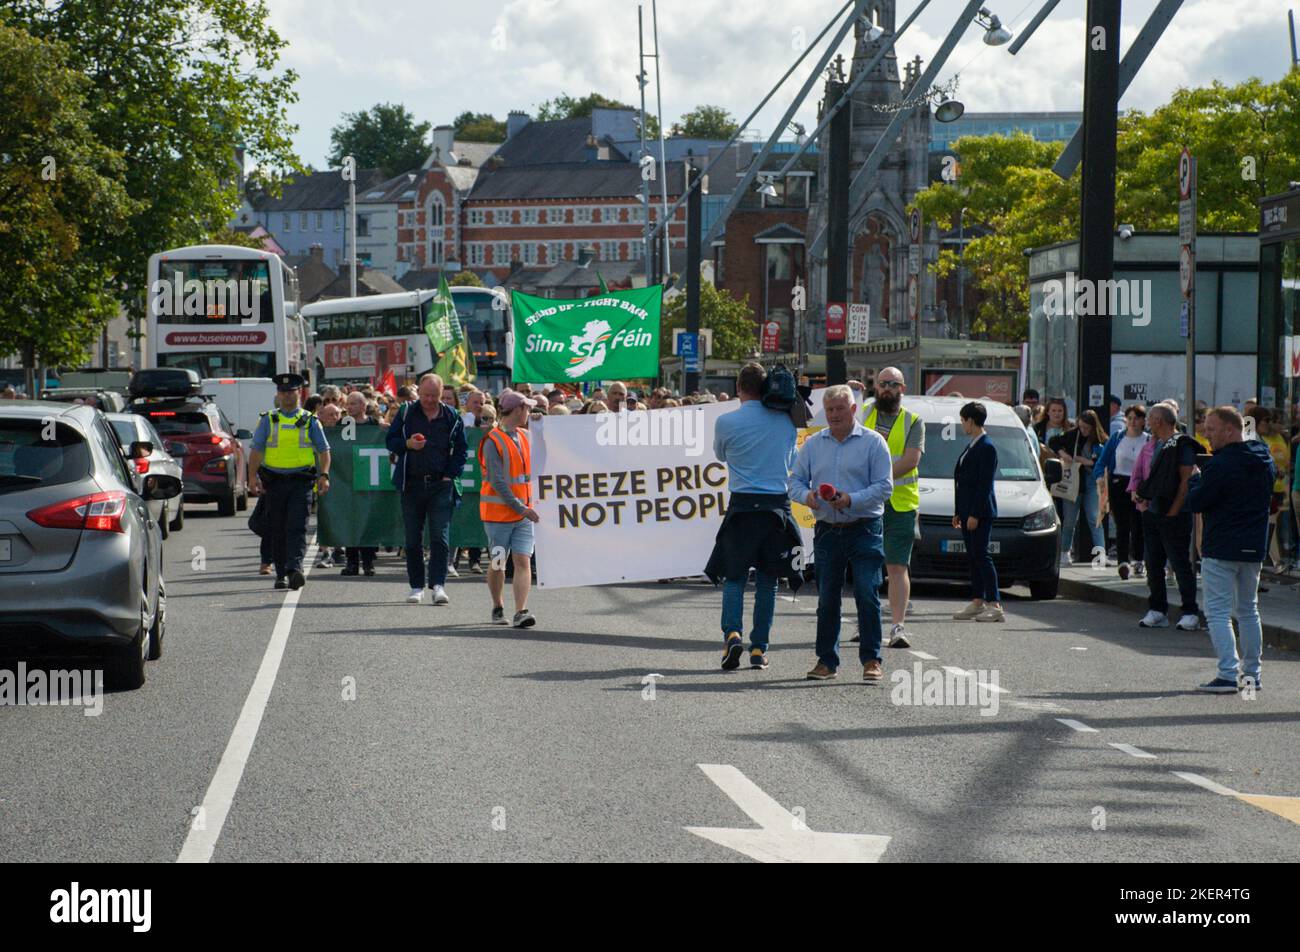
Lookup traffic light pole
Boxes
[825,77,850,386]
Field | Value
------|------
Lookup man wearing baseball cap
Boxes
[479,389,541,627]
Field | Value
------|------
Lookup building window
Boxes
[630,241,645,260]
[426,193,446,266]
[428,194,444,228]
[574,206,593,224]
[468,243,484,265]
[600,240,619,260]
[282,213,291,233]
[547,241,564,263]
[357,214,370,238]
[300,213,309,230]
[334,211,342,231]
[468,209,486,226]
[523,242,537,264]
[522,208,539,225]
[315,212,323,231]
[494,242,509,264]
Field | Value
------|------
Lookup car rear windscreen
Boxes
[0,420,91,489]
[918,424,1041,481]
[144,411,212,435]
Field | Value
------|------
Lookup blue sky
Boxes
[264,0,1299,167]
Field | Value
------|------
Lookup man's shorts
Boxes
[484,517,535,559]
[882,503,917,566]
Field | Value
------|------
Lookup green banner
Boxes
[510,286,661,383]
[317,425,486,548]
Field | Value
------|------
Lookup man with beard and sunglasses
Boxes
[860,366,924,649]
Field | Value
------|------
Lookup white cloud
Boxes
[262,0,1298,166]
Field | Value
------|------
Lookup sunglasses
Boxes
[877,380,903,389]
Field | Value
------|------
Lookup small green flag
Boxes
[597,271,609,294]
[425,274,477,388]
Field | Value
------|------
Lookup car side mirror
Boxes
[1043,458,1063,485]
[143,473,182,500]
[236,429,253,440]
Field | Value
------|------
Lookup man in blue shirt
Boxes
[788,385,893,681]
[706,363,798,671]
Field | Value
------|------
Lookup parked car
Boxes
[106,412,186,537]
[879,396,1063,600]
[0,400,179,688]
[131,397,250,516]
[38,387,127,412]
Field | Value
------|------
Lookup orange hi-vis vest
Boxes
[478,426,532,523]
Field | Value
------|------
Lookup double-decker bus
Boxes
[145,244,310,386]
[301,285,511,392]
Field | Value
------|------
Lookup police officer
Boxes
[247,373,331,590]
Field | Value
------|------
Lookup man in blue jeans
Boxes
[1184,406,1275,693]
[787,385,893,681]
[706,363,799,671]
[386,373,467,606]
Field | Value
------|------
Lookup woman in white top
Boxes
[1097,403,1150,579]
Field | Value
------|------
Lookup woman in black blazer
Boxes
[952,401,1004,622]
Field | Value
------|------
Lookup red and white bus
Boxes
[145,244,310,386]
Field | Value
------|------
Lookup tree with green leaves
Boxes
[660,282,757,361]
[0,19,135,380]
[449,270,485,287]
[535,91,660,139]
[911,70,1300,341]
[9,0,302,327]
[452,111,506,143]
[671,105,739,140]
[328,103,430,178]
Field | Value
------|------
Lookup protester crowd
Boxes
[246,366,1294,695]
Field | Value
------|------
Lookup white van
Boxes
[201,378,277,453]
[869,396,1063,599]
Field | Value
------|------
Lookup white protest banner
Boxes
[530,402,739,588]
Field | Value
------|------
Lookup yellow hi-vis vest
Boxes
[263,408,317,471]
[864,406,920,512]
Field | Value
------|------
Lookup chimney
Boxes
[506,110,531,140]
[585,133,599,163]
[431,124,454,165]
[577,244,596,267]
[309,244,324,263]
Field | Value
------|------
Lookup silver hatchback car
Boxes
[0,401,181,689]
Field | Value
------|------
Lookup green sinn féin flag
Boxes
[510,286,661,383]
[425,273,477,388]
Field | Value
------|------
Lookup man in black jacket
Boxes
[1136,403,1201,630]
[1184,406,1276,693]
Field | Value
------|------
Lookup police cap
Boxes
[273,373,306,391]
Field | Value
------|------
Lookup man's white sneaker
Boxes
[406,588,423,604]
[1138,610,1169,628]
[1175,613,1200,631]
[888,624,911,649]
[431,585,450,606]
[1060,553,1073,567]
[446,564,460,578]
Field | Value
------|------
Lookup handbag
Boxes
[248,494,269,537]
[1050,461,1082,502]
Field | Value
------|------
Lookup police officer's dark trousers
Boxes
[264,470,314,578]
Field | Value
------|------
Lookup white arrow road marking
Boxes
[685,764,891,863]
[178,540,317,863]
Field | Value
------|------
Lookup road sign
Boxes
[1179,245,1193,297]
[909,208,921,244]
[908,244,921,276]
[685,764,891,863]
[907,275,919,321]
[847,303,870,345]
[679,332,700,373]
[1180,301,1189,338]
[761,320,781,353]
[673,327,711,357]
[1178,147,1192,200]
[1179,201,1194,243]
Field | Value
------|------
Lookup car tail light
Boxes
[203,457,228,474]
[134,457,150,473]
[150,411,176,417]
[28,491,128,532]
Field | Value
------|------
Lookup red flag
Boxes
[380,368,396,396]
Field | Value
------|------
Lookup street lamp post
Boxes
[958,206,967,337]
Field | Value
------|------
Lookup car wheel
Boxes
[1029,576,1060,600]
[108,598,149,690]
[169,500,184,532]
[217,487,236,516]
[148,579,166,660]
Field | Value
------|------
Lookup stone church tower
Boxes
[806,0,935,354]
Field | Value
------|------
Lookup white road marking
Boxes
[779,595,797,602]
[686,764,891,863]
[1056,718,1098,733]
[1109,742,1157,759]
[941,664,1006,694]
[908,650,938,660]
[1172,771,1239,797]
[1069,647,1088,651]
[177,539,317,863]
[942,665,971,677]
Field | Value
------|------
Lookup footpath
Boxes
[1059,563,1300,652]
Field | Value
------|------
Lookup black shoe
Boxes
[721,633,744,670]
[288,569,305,590]
[362,565,375,577]
[274,577,287,590]
[340,565,359,576]
[750,648,769,669]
